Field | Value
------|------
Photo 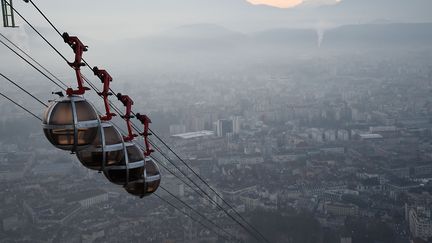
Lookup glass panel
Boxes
[104,126,122,145]
[44,128,75,146]
[146,180,160,193]
[76,127,98,146]
[127,145,143,163]
[116,157,127,166]
[75,101,98,121]
[129,167,144,182]
[77,151,103,169]
[146,160,160,176]
[125,180,145,196]
[80,150,123,168]
[49,102,73,125]
[108,150,126,166]
[91,127,102,146]
[43,103,55,123]
[106,169,127,185]
[106,150,124,165]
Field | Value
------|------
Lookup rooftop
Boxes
[172,130,214,139]
[64,189,107,203]
[359,134,383,139]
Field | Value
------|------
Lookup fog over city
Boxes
[1,0,432,242]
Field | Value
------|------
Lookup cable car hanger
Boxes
[117,93,138,142]
[93,66,116,121]
[62,32,90,96]
[136,113,154,157]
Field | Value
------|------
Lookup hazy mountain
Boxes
[252,28,318,48]
[322,23,432,48]
[135,22,432,51]
[167,24,246,39]
[252,22,432,49]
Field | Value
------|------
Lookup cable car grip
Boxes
[62,32,90,96]
[116,93,138,141]
[136,113,154,157]
[93,66,116,121]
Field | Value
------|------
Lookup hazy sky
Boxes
[1,0,432,41]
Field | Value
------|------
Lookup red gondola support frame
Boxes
[62,32,90,96]
[117,93,137,142]
[93,66,116,121]
[136,113,155,157]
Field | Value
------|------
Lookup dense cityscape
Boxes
[1,47,432,243]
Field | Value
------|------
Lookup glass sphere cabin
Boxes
[42,95,100,152]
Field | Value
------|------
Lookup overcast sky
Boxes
[1,0,431,41]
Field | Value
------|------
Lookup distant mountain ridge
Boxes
[138,22,432,50]
[323,22,432,48]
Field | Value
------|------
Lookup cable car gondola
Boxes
[42,34,100,152]
[42,95,100,152]
[76,122,124,171]
[125,158,161,198]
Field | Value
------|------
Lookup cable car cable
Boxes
[25,0,62,37]
[159,185,236,241]
[0,32,68,88]
[0,72,48,108]
[0,37,66,90]
[3,0,69,64]
[22,0,111,83]
[0,91,42,121]
[153,192,231,242]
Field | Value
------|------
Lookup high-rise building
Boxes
[216,119,233,137]
[232,116,242,134]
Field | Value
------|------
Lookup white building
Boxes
[309,128,324,142]
[337,129,350,141]
[358,134,383,140]
[324,130,337,141]
[65,189,109,208]
[369,126,396,133]
[324,202,358,217]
